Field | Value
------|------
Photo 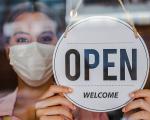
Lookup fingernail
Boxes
[129,93,134,98]
[35,103,40,108]
[68,88,73,92]
[35,102,44,109]
[73,105,76,110]
[122,107,126,112]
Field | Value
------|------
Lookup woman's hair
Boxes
[6,2,56,23]
[3,1,58,44]
[4,2,60,27]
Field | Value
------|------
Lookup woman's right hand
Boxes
[35,85,76,120]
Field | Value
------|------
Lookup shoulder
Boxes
[0,88,18,117]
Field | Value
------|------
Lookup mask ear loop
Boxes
[64,0,139,39]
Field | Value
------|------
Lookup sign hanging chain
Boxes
[64,0,138,38]
[118,0,138,38]
[64,0,82,38]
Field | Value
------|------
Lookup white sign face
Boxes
[53,16,149,112]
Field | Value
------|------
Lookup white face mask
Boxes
[9,42,55,87]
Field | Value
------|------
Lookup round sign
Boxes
[53,16,149,112]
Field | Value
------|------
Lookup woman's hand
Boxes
[122,89,150,120]
[35,85,76,120]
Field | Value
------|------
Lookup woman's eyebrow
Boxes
[13,31,30,36]
[40,31,54,34]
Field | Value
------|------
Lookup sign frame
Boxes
[53,16,149,112]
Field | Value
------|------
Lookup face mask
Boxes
[9,42,55,87]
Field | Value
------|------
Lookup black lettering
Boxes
[84,49,99,80]
[103,49,117,80]
[65,49,80,80]
[120,49,137,80]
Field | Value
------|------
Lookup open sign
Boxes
[65,48,137,81]
[53,16,149,112]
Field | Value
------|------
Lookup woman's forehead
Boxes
[15,12,50,22]
[4,12,56,37]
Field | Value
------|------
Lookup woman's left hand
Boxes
[122,89,150,120]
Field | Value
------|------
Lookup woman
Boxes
[0,2,109,120]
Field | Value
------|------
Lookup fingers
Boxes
[36,95,76,110]
[130,89,150,99]
[36,106,73,120]
[123,89,150,120]
[40,115,70,120]
[127,111,150,120]
[36,85,74,120]
[122,99,150,113]
[41,85,73,99]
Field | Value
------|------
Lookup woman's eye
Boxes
[38,36,52,44]
[38,31,54,44]
[16,37,29,43]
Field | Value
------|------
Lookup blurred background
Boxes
[0,0,150,120]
